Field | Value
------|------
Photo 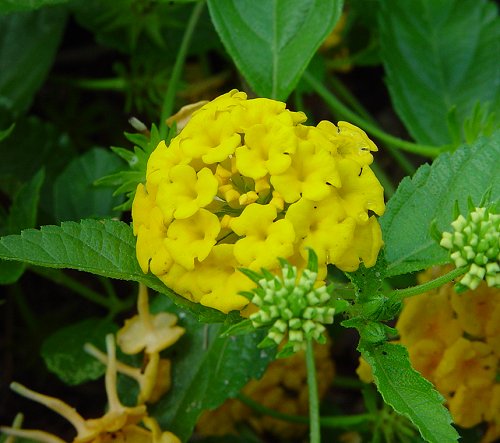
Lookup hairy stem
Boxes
[303,71,441,158]
[160,1,205,138]
[236,393,373,428]
[388,266,467,301]
[306,338,321,443]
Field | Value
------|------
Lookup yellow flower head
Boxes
[132,90,385,313]
[393,266,500,432]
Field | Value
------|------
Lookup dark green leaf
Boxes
[379,0,500,146]
[0,7,67,115]
[381,132,500,277]
[358,341,458,443]
[71,0,218,55]
[207,0,343,99]
[0,117,74,206]
[40,317,118,385]
[0,0,69,13]
[0,219,227,322]
[0,169,44,284]
[150,295,274,441]
[52,148,125,222]
[0,122,14,141]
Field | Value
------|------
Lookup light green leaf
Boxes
[359,341,458,443]
[381,131,500,277]
[378,0,500,146]
[0,219,227,322]
[149,295,274,441]
[41,317,118,385]
[53,148,125,222]
[207,0,343,100]
[0,7,67,115]
[0,169,44,284]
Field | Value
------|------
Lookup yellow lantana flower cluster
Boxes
[196,336,334,439]
[359,267,500,442]
[132,90,385,313]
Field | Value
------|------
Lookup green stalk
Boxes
[72,77,126,91]
[328,75,416,177]
[320,413,373,428]
[29,266,112,310]
[332,375,366,390]
[306,338,321,443]
[160,1,205,138]
[388,266,467,301]
[236,393,373,428]
[302,71,440,158]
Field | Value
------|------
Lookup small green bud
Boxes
[440,205,499,291]
[239,249,335,356]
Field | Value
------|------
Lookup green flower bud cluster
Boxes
[240,250,335,358]
[440,206,499,290]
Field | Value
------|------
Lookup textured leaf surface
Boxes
[0,7,67,115]
[208,0,343,100]
[150,295,274,441]
[0,169,44,284]
[381,132,500,277]
[379,0,500,146]
[41,317,118,385]
[359,341,458,443]
[53,148,125,222]
[0,219,227,322]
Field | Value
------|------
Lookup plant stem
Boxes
[236,393,373,428]
[328,75,416,177]
[388,266,467,301]
[29,266,112,310]
[72,77,126,91]
[332,375,366,390]
[302,71,440,158]
[160,1,205,138]
[306,338,321,443]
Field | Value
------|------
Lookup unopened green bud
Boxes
[239,249,335,357]
[440,205,499,290]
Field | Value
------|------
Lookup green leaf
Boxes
[0,0,69,13]
[53,148,125,222]
[207,0,343,100]
[378,0,500,146]
[0,122,14,141]
[381,131,500,277]
[0,7,67,115]
[149,295,275,441]
[95,123,169,211]
[0,117,74,190]
[219,318,254,337]
[40,317,118,385]
[0,219,227,322]
[346,253,387,303]
[0,169,44,284]
[358,341,458,443]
